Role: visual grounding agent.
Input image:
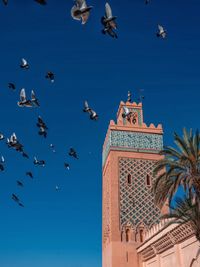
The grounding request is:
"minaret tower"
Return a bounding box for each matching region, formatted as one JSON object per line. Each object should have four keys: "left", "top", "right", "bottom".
{"left": 102, "top": 92, "right": 165, "bottom": 267}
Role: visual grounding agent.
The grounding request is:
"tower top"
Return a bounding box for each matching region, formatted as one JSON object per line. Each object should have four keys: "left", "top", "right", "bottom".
{"left": 103, "top": 98, "right": 163, "bottom": 167}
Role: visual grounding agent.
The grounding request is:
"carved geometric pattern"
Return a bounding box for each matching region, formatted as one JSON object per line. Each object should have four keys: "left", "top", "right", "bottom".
{"left": 102, "top": 131, "right": 163, "bottom": 166}
{"left": 123, "top": 108, "right": 142, "bottom": 126}
{"left": 119, "top": 158, "right": 161, "bottom": 228}
{"left": 102, "top": 165, "right": 111, "bottom": 245}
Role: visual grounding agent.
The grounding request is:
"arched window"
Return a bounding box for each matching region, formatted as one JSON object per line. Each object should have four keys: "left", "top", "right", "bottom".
{"left": 139, "top": 229, "right": 144, "bottom": 242}
{"left": 126, "top": 229, "right": 131, "bottom": 242}
{"left": 146, "top": 174, "right": 151, "bottom": 186}
{"left": 127, "top": 174, "right": 132, "bottom": 185}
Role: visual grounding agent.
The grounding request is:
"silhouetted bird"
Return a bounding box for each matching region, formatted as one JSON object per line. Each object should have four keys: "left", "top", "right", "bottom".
{"left": 0, "top": 156, "right": 5, "bottom": 171}
{"left": 101, "top": 3, "right": 117, "bottom": 38}
{"left": 45, "top": 71, "right": 54, "bottom": 83}
{"left": 8, "top": 83, "right": 16, "bottom": 91}
{"left": 35, "top": 0, "right": 47, "bottom": 5}
{"left": 2, "top": 0, "right": 8, "bottom": 6}
{"left": 71, "top": 0, "right": 92, "bottom": 24}
{"left": 69, "top": 148, "right": 78, "bottom": 159}
{"left": 34, "top": 157, "right": 45, "bottom": 166}
{"left": 26, "top": 172, "right": 33, "bottom": 178}
{"left": 157, "top": 24, "right": 167, "bottom": 38}
{"left": 12, "top": 194, "right": 24, "bottom": 207}
{"left": 38, "top": 126, "right": 47, "bottom": 138}
{"left": 64, "top": 163, "right": 70, "bottom": 170}
{"left": 37, "top": 116, "right": 48, "bottom": 129}
{"left": 17, "top": 180, "right": 24, "bottom": 187}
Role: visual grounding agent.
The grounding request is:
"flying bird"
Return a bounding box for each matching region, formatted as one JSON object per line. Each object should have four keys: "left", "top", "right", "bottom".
{"left": 0, "top": 156, "right": 5, "bottom": 171}
{"left": 2, "top": 0, "right": 8, "bottom": 6}
{"left": 12, "top": 194, "right": 20, "bottom": 203}
{"left": 26, "top": 171, "right": 33, "bottom": 178}
{"left": 38, "top": 126, "right": 47, "bottom": 138}
{"left": 122, "top": 106, "right": 131, "bottom": 119}
{"left": 34, "top": 157, "right": 45, "bottom": 166}
{"left": 83, "top": 101, "right": 98, "bottom": 120}
{"left": 89, "top": 109, "right": 98, "bottom": 120}
{"left": 83, "top": 101, "right": 91, "bottom": 113}
{"left": 17, "top": 89, "right": 39, "bottom": 108}
{"left": 0, "top": 133, "right": 4, "bottom": 140}
{"left": 64, "top": 163, "right": 70, "bottom": 170}
{"left": 37, "top": 116, "right": 48, "bottom": 137}
{"left": 157, "top": 24, "right": 167, "bottom": 38}
{"left": 17, "top": 89, "right": 32, "bottom": 108}
{"left": 12, "top": 194, "right": 24, "bottom": 207}
{"left": 101, "top": 3, "right": 117, "bottom": 38}
{"left": 71, "top": 0, "right": 92, "bottom": 24}
{"left": 20, "top": 58, "right": 29, "bottom": 69}
{"left": 8, "top": 83, "right": 16, "bottom": 91}
{"left": 45, "top": 71, "right": 54, "bottom": 83}
{"left": 35, "top": 0, "right": 47, "bottom": 5}
{"left": 37, "top": 116, "right": 48, "bottom": 129}
{"left": 17, "top": 180, "right": 24, "bottom": 187}
{"left": 31, "top": 90, "right": 40, "bottom": 107}
{"left": 69, "top": 148, "right": 78, "bottom": 159}
{"left": 7, "top": 133, "right": 23, "bottom": 152}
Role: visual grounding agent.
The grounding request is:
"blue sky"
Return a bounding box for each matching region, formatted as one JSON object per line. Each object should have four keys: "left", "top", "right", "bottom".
{"left": 0, "top": 0, "right": 200, "bottom": 266}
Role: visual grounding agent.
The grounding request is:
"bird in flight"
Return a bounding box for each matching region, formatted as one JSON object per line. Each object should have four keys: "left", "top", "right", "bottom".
{"left": 157, "top": 24, "right": 167, "bottom": 39}
{"left": 83, "top": 101, "right": 98, "bottom": 120}
{"left": 8, "top": 83, "right": 16, "bottom": 91}
{"left": 69, "top": 148, "right": 78, "bottom": 159}
{"left": 0, "top": 133, "right": 4, "bottom": 140}
{"left": 20, "top": 58, "right": 29, "bottom": 69}
{"left": 26, "top": 172, "right": 33, "bottom": 179}
{"left": 37, "top": 116, "right": 48, "bottom": 138}
{"left": 12, "top": 194, "right": 24, "bottom": 207}
{"left": 34, "top": 157, "right": 45, "bottom": 167}
{"left": 7, "top": 133, "right": 23, "bottom": 152}
{"left": 17, "top": 180, "right": 24, "bottom": 187}
{"left": 64, "top": 163, "right": 70, "bottom": 170}
{"left": 71, "top": 0, "right": 92, "bottom": 24}
{"left": 35, "top": 0, "right": 47, "bottom": 5}
{"left": 45, "top": 71, "right": 55, "bottom": 83}
{"left": 0, "top": 156, "right": 5, "bottom": 171}
{"left": 101, "top": 3, "right": 117, "bottom": 38}
{"left": 17, "top": 89, "right": 40, "bottom": 108}
{"left": 2, "top": 0, "right": 8, "bottom": 6}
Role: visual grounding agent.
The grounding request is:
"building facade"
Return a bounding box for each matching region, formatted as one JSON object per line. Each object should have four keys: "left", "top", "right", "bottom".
{"left": 102, "top": 97, "right": 199, "bottom": 267}
{"left": 102, "top": 98, "right": 167, "bottom": 267}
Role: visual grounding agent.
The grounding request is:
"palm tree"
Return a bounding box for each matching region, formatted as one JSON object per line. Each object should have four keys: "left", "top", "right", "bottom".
{"left": 152, "top": 128, "right": 200, "bottom": 208}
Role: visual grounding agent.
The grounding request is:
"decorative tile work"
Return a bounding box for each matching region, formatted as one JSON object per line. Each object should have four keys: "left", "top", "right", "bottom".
{"left": 119, "top": 158, "right": 161, "bottom": 228}
{"left": 102, "top": 131, "right": 163, "bottom": 166}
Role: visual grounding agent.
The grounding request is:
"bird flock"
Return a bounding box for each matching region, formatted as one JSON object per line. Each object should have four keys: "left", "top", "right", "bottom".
{"left": 1, "top": 0, "right": 166, "bottom": 208}
{"left": 2, "top": 0, "right": 167, "bottom": 39}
